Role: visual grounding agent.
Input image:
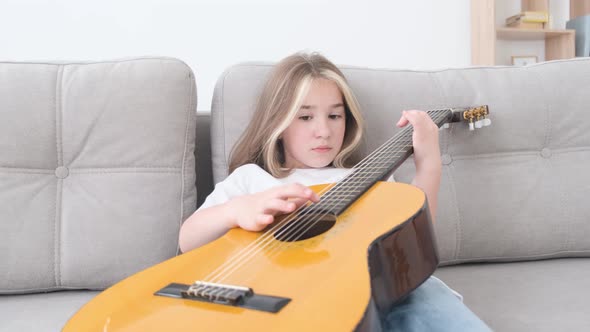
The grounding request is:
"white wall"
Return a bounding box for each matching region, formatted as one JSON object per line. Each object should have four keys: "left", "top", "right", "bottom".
{"left": 1, "top": 0, "right": 470, "bottom": 110}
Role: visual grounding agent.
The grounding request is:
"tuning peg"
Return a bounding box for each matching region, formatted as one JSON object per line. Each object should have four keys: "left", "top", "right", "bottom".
{"left": 469, "top": 122, "right": 475, "bottom": 131}
{"left": 475, "top": 120, "right": 483, "bottom": 129}
{"left": 483, "top": 118, "right": 492, "bottom": 126}
{"left": 442, "top": 123, "right": 450, "bottom": 129}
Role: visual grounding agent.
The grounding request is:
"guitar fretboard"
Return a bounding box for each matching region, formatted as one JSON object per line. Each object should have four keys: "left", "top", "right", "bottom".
{"left": 308, "top": 108, "right": 453, "bottom": 216}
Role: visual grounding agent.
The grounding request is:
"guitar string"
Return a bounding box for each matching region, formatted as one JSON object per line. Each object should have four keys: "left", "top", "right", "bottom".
{"left": 203, "top": 135, "right": 416, "bottom": 299}
{"left": 200, "top": 125, "right": 420, "bottom": 294}
{"left": 198, "top": 141, "right": 401, "bottom": 291}
{"left": 200, "top": 110, "right": 450, "bottom": 295}
{"left": 202, "top": 111, "right": 451, "bottom": 302}
{"left": 216, "top": 142, "right": 417, "bottom": 296}
{"left": 196, "top": 112, "right": 430, "bottom": 287}
{"left": 205, "top": 111, "right": 453, "bottom": 301}
{"left": 200, "top": 110, "right": 450, "bottom": 292}
{"left": 200, "top": 110, "right": 449, "bottom": 304}
{"left": 200, "top": 110, "right": 451, "bottom": 299}
{"left": 205, "top": 110, "right": 449, "bottom": 292}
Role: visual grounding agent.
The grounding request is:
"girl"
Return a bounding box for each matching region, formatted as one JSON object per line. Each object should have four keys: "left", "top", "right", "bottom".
{"left": 179, "top": 52, "right": 491, "bottom": 331}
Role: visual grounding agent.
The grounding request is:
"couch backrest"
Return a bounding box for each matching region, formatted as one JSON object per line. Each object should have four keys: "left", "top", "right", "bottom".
{"left": 0, "top": 57, "right": 197, "bottom": 294}
{"left": 210, "top": 58, "right": 590, "bottom": 265}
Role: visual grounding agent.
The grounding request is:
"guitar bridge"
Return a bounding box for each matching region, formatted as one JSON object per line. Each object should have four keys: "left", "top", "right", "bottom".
{"left": 155, "top": 281, "right": 291, "bottom": 313}
{"left": 183, "top": 281, "right": 252, "bottom": 305}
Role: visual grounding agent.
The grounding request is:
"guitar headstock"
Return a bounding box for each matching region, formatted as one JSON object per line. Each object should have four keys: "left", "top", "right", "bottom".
{"left": 434, "top": 105, "right": 491, "bottom": 131}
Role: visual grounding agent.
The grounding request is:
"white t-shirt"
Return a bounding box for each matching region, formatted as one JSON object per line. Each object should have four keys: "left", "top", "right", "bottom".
{"left": 198, "top": 163, "right": 462, "bottom": 301}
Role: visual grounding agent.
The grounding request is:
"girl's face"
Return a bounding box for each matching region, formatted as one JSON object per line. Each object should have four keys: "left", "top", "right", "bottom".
{"left": 282, "top": 78, "right": 346, "bottom": 169}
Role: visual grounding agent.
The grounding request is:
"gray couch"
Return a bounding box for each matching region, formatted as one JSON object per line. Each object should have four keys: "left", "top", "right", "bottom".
{"left": 1, "top": 57, "right": 589, "bottom": 331}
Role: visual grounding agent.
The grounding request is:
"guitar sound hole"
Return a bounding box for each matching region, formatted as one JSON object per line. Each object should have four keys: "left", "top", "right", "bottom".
{"left": 274, "top": 212, "right": 336, "bottom": 242}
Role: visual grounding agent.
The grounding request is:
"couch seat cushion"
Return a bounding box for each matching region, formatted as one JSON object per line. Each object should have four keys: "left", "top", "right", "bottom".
{"left": 435, "top": 258, "right": 590, "bottom": 331}
{"left": 0, "top": 291, "right": 99, "bottom": 331}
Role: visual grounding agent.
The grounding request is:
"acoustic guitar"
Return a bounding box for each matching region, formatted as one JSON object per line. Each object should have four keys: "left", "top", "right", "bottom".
{"left": 63, "top": 106, "right": 490, "bottom": 331}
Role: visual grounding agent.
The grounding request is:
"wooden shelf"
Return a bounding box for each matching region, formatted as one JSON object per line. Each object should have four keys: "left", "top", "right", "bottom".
{"left": 471, "top": 0, "right": 579, "bottom": 65}
{"left": 496, "top": 27, "right": 575, "bottom": 40}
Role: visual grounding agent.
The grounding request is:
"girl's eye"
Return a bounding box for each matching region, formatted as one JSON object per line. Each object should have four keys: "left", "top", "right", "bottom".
{"left": 299, "top": 115, "right": 312, "bottom": 121}
{"left": 329, "top": 114, "right": 343, "bottom": 119}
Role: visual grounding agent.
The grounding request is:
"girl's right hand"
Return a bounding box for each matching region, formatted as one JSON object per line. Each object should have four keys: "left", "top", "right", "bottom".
{"left": 226, "top": 183, "right": 320, "bottom": 231}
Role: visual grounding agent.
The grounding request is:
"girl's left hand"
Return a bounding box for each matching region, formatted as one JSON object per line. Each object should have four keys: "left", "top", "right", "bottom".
{"left": 396, "top": 110, "right": 441, "bottom": 171}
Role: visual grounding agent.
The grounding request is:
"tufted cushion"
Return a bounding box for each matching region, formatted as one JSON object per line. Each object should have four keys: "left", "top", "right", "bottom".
{"left": 210, "top": 58, "right": 590, "bottom": 265}
{"left": 0, "top": 57, "right": 197, "bottom": 293}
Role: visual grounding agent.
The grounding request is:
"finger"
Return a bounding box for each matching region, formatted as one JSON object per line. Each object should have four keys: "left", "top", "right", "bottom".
{"left": 398, "top": 109, "right": 425, "bottom": 127}
{"left": 289, "top": 197, "right": 312, "bottom": 208}
{"left": 402, "top": 110, "right": 435, "bottom": 131}
{"left": 396, "top": 113, "right": 409, "bottom": 127}
{"left": 262, "top": 198, "right": 296, "bottom": 215}
{"left": 256, "top": 214, "right": 274, "bottom": 226}
{"left": 400, "top": 110, "right": 420, "bottom": 125}
{"left": 307, "top": 189, "right": 320, "bottom": 203}
{"left": 272, "top": 183, "right": 319, "bottom": 202}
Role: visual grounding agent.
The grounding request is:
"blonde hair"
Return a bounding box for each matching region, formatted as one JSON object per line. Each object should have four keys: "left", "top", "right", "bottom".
{"left": 229, "top": 52, "right": 365, "bottom": 177}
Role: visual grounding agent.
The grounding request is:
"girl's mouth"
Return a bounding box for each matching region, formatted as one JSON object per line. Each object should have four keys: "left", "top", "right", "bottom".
{"left": 313, "top": 147, "right": 332, "bottom": 153}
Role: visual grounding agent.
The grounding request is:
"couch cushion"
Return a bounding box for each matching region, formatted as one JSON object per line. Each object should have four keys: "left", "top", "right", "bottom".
{"left": 0, "top": 291, "right": 99, "bottom": 331}
{"left": 435, "top": 258, "right": 590, "bottom": 331}
{"left": 210, "top": 58, "right": 590, "bottom": 265}
{"left": 0, "top": 57, "right": 197, "bottom": 293}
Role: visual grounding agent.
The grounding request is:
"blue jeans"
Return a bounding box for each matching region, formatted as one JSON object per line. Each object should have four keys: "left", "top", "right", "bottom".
{"left": 383, "top": 277, "right": 492, "bottom": 332}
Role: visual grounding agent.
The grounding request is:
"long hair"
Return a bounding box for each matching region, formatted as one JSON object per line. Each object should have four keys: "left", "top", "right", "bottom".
{"left": 228, "top": 52, "right": 365, "bottom": 178}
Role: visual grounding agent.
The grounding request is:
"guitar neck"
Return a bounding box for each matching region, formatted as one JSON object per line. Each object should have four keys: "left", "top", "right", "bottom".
{"left": 315, "top": 108, "right": 455, "bottom": 216}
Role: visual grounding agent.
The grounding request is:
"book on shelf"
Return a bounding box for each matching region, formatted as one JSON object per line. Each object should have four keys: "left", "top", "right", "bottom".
{"left": 506, "top": 11, "right": 549, "bottom": 25}
{"left": 506, "top": 20, "right": 544, "bottom": 29}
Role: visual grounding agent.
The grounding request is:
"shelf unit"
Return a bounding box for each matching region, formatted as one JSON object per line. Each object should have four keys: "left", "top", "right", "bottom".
{"left": 471, "top": 0, "right": 578, "bottom": 65}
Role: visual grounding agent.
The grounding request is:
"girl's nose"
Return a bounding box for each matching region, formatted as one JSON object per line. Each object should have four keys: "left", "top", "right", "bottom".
{"left": 314, "top": 118, "right": 331, "bottom": 138}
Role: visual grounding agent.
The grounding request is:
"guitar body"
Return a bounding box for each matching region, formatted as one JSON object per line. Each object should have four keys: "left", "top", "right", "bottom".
{"left": 63, "top": 181, "right": 439, "bottom": 332}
